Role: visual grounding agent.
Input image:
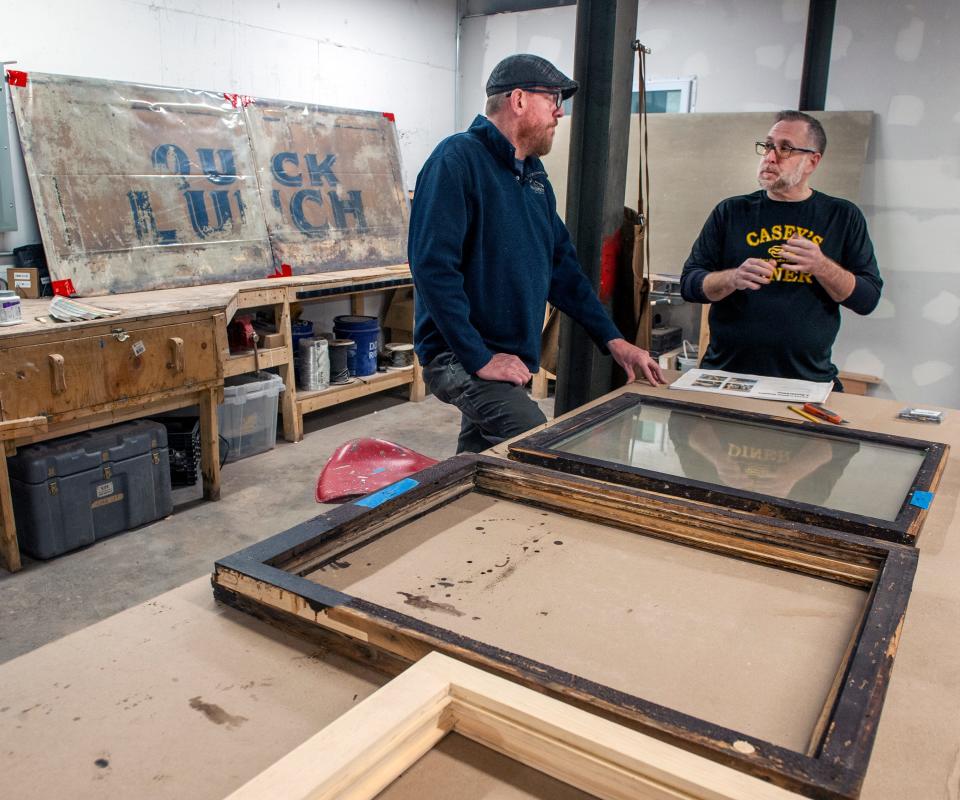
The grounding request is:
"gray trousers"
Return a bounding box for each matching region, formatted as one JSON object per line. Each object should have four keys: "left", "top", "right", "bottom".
{"left": 422, "top": 352, "right": 547, "bottom": 453}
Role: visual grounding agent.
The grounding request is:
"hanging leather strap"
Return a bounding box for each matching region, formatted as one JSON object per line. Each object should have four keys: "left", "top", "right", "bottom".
{"left": 636, "top": 43, "right": 650, "bottom": 285}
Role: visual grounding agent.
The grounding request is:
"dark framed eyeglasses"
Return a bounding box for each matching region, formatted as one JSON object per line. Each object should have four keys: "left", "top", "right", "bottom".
{"left": 755, "top": 141, "right": 818, "bottom": 159}
{"left": 508, "top": 87, "right": 563, "bottom": 109}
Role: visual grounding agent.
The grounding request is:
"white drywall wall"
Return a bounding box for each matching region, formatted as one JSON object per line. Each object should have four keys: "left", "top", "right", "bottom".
{"left": 457, "top": 1, "right": 808, "bottom": 128}
{"left": 828, "top": 0, "right": 960, "bottom": 405}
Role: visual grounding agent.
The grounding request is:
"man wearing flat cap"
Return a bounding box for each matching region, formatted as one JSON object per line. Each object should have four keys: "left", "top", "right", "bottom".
{"left": 409, "top": 53, "right": 664, "bottom": 453}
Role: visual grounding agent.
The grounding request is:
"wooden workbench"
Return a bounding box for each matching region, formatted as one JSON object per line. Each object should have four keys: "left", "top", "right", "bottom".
{"left": 0, "top": 265, "right": 423, "bottom": 572}
{"left": 0, "top": 382, "right": 956, "bottom": 799}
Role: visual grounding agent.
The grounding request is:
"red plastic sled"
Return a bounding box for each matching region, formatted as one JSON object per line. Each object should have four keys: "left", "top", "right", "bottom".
{"left": 315, "top": 438, "right": 438, "bottom": 503}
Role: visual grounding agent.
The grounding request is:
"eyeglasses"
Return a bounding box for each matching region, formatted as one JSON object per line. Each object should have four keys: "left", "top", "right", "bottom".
{"left": 508, "top": 88, "right": 563, "bottom": 109}
{"left": 755, "top": 141, "right": 818, "bottom": 159}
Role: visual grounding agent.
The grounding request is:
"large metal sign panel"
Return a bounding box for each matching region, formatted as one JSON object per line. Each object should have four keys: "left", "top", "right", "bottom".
{"left": 10, "top": 73, "right": 409, "bottom": 295}
{"left": 10, "top": 73, "right": 272, "bottom": 294}
{"left": 245, "top": 99, "right": 409, "bottom": 272}
{"left": 0, "top": 78, "right": 17, "bottom": 232}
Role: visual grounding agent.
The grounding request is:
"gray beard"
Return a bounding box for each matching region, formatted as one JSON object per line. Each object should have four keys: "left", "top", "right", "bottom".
{"left": 758, "top": 164, "right": 804, "bottom": 194}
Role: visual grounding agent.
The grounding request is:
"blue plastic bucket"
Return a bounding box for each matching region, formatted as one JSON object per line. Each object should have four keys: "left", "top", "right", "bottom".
{"left": 333, "top": 315, "right": 380, "bottom": 376}
{"left": 291, "top": 319, "right": 314, "bottom": 351}
{"left": 290, "top": 320, "right": 315, "bottom": 385}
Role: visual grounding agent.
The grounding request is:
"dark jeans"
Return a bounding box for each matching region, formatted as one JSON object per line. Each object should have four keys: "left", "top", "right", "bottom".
{"left": 423, "top": 352, "right": 547, "bottom": 453}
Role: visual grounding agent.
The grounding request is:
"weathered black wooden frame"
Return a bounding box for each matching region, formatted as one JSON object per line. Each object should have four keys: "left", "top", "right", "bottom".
{"left": 213, "top": 454, "right": 917, "bottom": 799}
{"left": 508, "top": 392, "right": 948, "bottom": 545}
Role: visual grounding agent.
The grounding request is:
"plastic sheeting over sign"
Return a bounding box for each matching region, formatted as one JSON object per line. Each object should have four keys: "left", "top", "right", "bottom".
{"left": 10, "top": 73, "right": 409, "bottom": 295}
{"left": 246, "top": 98, "right": 409, "bottom": 271}
{"left": 11, "top": 73, "right": 272, "bottom": 294}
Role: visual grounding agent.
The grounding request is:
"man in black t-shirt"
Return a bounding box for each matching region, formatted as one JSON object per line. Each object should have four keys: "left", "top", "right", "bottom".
{"left": 680, "top": 111, "right": 882, "bottom": 386}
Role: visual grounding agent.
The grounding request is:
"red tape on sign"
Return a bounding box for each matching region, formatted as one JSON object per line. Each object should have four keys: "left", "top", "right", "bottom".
{"left": 382, "top": 112, "right": 396, "bottom": 122}
{"left": 6, "top": 70, "right": 28, "bottom": 87}
{"left": 223, "top": 93, "right": 254, "bottom": 108}
{"left": 52, "top": 279, "right": 76, "bottom": 297}
{"left": 267, "top": 263, "right": 293, "bottom": 279}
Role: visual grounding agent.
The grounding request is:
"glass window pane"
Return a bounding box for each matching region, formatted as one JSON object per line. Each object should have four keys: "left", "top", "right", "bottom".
{"left": 631, "top": 89, "right": 682, "bottom": 114}
{"left": 553, "top": 405, "right": 925, "bottom": 521}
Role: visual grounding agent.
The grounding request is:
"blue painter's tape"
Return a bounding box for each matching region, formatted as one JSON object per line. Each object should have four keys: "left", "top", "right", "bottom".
{"left": 355, "top": 478, "right": 420, "bottom": 508}
{"left": 910, "top": 490, "right": 934, "bottom": 509}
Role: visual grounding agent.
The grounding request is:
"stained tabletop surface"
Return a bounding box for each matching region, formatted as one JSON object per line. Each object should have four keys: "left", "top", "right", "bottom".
{"left": 311, "top": 490, "right": 866, "bottom": 752}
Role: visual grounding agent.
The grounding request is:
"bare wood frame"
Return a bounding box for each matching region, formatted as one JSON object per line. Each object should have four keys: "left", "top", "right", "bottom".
{"left": 213, "top": 454, "right": 917, "bottom": 799}
{"left": 225, "top": 650, "right": 802, "bottom": 800}
{"left": 508, "top": 393, "right": 948, "bottom": 545}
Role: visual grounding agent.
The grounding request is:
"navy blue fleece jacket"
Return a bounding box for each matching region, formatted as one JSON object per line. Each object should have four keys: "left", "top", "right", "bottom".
{"left": 409, "top": 115, "right": 621, "bottom": 374}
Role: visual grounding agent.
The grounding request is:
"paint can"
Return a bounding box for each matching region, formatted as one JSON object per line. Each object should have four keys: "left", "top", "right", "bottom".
{"left": 297, "top": 337, "right": 330, "bottom": 391}
{"left": 328, "top": 339, "right": 356, "bottom": 384}
{"left": 290, "top": 319, "right": 314, "bottom": 352}
{"left": 333, "top": 315, "right": 380, "bottom": 377}
{"left": 291, "top": 321, "right": 315, "bottom": 387}
{"left": 0, "top": 290, "right": 22, "bottom": 326}
{"left": 677, "top": 340, "right": 699, "bottom": 373}
{"left": 384, "top": 342, "right": 414, "bottom": 370}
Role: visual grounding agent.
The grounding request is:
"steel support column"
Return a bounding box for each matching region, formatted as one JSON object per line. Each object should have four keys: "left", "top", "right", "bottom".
{"left": 798, "top": 0, "right": 836, "bottom": 111}
{"left": 554, "top": 0, "right": 638, "bottom": 416}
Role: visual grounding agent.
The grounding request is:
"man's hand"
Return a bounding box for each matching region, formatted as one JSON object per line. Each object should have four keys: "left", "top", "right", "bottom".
{"left": 780, "top": 235, "right": 855, "bottom": 302}
{"left": 702, "top": 258, "right": 774, "bottom": 300}
{"left": 476, "top": 353, "right": 531, "bottom": 386}
{"left": 779, "top": 236, "right": 827, "bottom": 276}
{"left": 731, "top": 258, "right": 775, "bottom": 290}
{"left": 607, "top": 339, "right": 666, "bottom": 385}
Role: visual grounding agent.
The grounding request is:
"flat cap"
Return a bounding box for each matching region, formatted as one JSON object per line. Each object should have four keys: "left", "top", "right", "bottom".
{"left": 485, "top": 54, "right": 578, "bottom": 99}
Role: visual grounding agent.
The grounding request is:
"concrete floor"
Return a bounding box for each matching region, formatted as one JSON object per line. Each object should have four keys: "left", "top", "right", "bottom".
{"left": 0, "top": 390, "right": 553, "bottom": 665}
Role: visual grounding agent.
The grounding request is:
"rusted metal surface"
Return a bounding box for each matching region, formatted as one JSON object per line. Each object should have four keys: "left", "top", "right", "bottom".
{"left": 11, "top": 73, "right": 271, "bottom": 295}
{"left": 245, "top": 98, "right": 409, "bottom": 272}
{"left": 10, "top": 73, "right": 409, "bottom": 296}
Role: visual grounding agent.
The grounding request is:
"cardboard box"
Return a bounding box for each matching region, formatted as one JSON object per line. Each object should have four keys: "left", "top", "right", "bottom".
{"left": 7, "top": 267, "right": 40, "bottom": 299}
{"left": 383, "top": 286, "right": 414, "bottom": 344}
{"left": 383, "top": 287, "right": 413, "bottom": 333}
{"left": 657, "top": 346, "right": 683, "bottom": 371}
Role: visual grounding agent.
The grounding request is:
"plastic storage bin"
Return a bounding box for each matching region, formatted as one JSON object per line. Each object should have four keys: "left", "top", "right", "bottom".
{"left": 7, "top": 420, "right": 172, "bottom": 559}
{"left": 219, "top": 372, "right": 285, "bottom": 463}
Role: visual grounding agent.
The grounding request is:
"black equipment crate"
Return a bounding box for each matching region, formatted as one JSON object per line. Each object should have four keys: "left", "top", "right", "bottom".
{"left": 7, "top": 420, "right": 173, "bottom": 559}
{"left": 152, "top": 417, "right": 201, "bottom": 487}
{"left": 650, "top": 325, "right": 682, "bottom": 357}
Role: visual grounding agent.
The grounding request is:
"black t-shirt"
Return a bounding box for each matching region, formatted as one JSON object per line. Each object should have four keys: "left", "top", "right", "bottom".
{"left": 680, "top": 190, "right": 882, "bottom": 383}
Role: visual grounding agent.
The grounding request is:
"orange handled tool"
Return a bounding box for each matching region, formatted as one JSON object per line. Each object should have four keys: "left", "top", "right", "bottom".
{"left": 802, "top": 402, "right": 847, "bottom": 424}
